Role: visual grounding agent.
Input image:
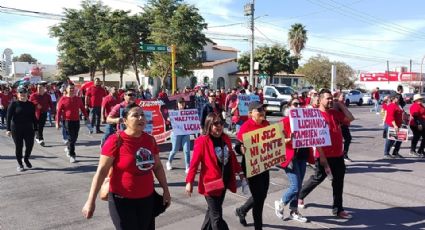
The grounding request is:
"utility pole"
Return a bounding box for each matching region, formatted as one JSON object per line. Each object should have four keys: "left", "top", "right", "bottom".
{"left": 386, "top": 60, "right": 390, "bottom": 85}
{"left": 244, "top": 0, "right": 255, "bottom": 87}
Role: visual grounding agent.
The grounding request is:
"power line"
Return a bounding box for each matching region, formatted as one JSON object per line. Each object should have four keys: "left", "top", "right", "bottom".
{"left": 306, "top": 0, "right": 425, "bottom": 40}
{"left": 207, "top": 22, "right": 245, "bottom": 28}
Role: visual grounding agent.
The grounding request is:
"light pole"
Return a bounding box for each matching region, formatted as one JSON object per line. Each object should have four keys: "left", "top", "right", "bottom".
{"left": 244, "top": 0, "right": 255, "bottom": 87}
{"left": 421, "top": 55, "right": 425, "bottom": 93}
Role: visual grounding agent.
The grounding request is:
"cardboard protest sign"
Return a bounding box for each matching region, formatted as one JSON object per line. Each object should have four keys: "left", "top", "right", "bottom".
{"left": 238, "top": 95, "right": 260, "bottom": 116}
{"left": 289, "top": 108, "right": 331, "bottom": 149}
{"left": 143, "top": 111, "right": 153, "bottom": 134}
{"left": 243, "top": 123, "right": 286, "bottom": 178}
{"left": 140, "top": 102, "right": 169, "bottom": 143}
{"left": 387, "top": 127, "right": 409, "bottom": 142}
{"left": 168, "top": 109, "right": 201, "bottom": 135}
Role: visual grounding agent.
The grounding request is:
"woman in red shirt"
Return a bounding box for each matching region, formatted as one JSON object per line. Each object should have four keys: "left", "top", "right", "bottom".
{"left": 274, "top": 98, "right": 314, "bottom": 223}
{"left": 56, "top": 83, "right": 89, "bottom": 163}
{"left": 186, "top": 113, "right": 243, "bottom": 230}
{"left": 409, "top": 94, "right": 425, "bottom": 157}
{"left": 82, "top": 104, "right": 171, "bottom": 229}
{"left": 234, "top": 101, "right": 270, "bottom": 230}
{"left": 384, "top": 93, "right": 404, "bottom": 158}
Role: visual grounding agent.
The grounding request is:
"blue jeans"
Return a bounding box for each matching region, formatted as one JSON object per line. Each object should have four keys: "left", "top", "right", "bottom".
{"left": 282, "top": 158, "right": 307, "bottom": 210}
{"left": 235, "top": 120, "right": 245, "bottom": 133}
{"left": 373, "top": 99, "right": 380, "bottom": 112}
{"left": 168, "top": 134, "right": 191, "bottom": 169}
{"left": 384, "top": 124, "right": 402, "bottom": 155}
{"left": 47, "top": 101, "right": 57, "bottom": 124}
{"left": 101, "top": 124, "right": 116, "bottom": 146}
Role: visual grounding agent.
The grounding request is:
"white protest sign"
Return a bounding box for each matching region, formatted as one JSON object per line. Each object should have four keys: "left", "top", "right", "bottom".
{"left": 168, "top": 109, "right": 201, "bottom": 135}
{"left": 288, "top": 108, "right": 331, "bottom": 148}
{"left": 238, "top": 94, "right": 260, "bottom": 115}
{"left": 387, "top": 127, "right": 409, "bottom": 142}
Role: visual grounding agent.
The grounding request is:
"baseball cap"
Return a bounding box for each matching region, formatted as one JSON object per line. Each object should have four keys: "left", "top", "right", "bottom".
{"left": 17, "top": 87, "right": 28, "bottom": 94}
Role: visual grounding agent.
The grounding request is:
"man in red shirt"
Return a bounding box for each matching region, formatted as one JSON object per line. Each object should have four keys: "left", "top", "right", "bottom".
{"left": 85, "top": 78, "right": 107, "bottom": 133}
{"left": 298, "top": 89, "right": 354, "bottom": 219}
{"left": 383, "top": 93, "right": 404, "bottom": 158}
{"left": 29, "top": 82, "right": 54, "bottom": 146}
{"left": 372, "top": 87, "right": 380, "bottom": 113}
{"left": 106, "top": 88, "right": 137, "bottom": 132}
{"left": 225, "top": 88, "right": 238, "bottom": 132}
{"left": 0, "top": 86, "right": 13, "bottom": 127}
{"left": 100, "top": 86, "right": 120, "bottom": 146}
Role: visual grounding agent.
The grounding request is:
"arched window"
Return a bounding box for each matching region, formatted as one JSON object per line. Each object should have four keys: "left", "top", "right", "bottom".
{"left": 190, "top": 77, "right": 197, "bottom": 88}
{"left": 217, "top": 77, "right": 225, "bottom": 89}
{"left": 203, "top": 76, "right": 209, "bottom": 84}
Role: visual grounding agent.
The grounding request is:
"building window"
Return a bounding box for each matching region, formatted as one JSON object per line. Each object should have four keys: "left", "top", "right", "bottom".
{"left": 217, "top": 77, "right": 225, "bottom": 89}
{"left": 273, "top": 78, "right": 279, "bottom": 84}
{"left": 293, "top": 78, "right": 299, "bottom": 87}
{"left": 148, "top": 77, "right": 154, "bottom": 86}
{"left": 281, "top": 78, "right": 291, "bottom": 86}
{"left": 190, "top": 77, "right": 197, "bottom": 88}
{"left": 203, "top": 76, "right": 209, "bottom": 84}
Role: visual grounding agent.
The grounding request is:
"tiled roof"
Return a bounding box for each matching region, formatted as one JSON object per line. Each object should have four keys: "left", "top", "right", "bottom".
{"left": 201, "top": 58, "right": 237, "bottom": 68}
{"left": 229, "top": 70, "right": 305, "bottom": 77}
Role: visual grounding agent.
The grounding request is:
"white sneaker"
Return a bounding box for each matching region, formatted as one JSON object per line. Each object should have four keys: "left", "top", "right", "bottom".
{"left": 70, "top": 156, "right": 76, "bottom": 163}
{"left": 289, "top": 211, "right": 308, "bottom": 223}
{"left": 35, "top": 138, "right": 41, "bottom": 144}
{"left": 166, "top": 161, "right": 172, "bottom": 171}
{"left": 274, "top": 200, "right": 284, "bottom": 220}
{"left": 64, "top": 147, "right": 70, "bottom": 157}
{"left": 63, "top": 139, "right": 68, "bottom": 145}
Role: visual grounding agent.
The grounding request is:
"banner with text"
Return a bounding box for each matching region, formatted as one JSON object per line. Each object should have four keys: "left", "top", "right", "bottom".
{"left": 243, "top": 123, "right": 286, "bottom": 178}
{"left": 140, "top": 103, "right": 168, "bottom": 143}
{"left": 144, "top": 111, "right": 153, "bottom": 134}
{"left": 238, "top": 94, "right": 260, "bottom": 116}
{"left": 289, "top": 108, "right": 331, "bottom": 148}
{"left": 168, "top": 109, "right": 201, "bottom": 135}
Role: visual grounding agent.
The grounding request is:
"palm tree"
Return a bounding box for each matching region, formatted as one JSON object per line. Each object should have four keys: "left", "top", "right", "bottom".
{"left": 288, "top": 23, "right": 308, "bottom": 57}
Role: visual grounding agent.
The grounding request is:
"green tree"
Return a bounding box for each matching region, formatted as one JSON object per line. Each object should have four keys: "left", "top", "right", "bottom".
{"left": 288, "top": 23, "right": 308, "bottom": 57}
{"left": 50, "top": 0, "right": 110, "bottom": 80}
{"left": 296, "top": 55, "right": 354, "bottom": 89}
{"left": 238, "top": 45, "right": 298, "bottom": 83}
{"left": 143, "top": 0, "right": 208, "bottom": 88}
{"left": 12, "top": 53, "right": 37, "bottom": 63}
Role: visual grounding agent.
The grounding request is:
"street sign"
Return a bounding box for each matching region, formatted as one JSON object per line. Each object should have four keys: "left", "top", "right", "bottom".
{"left": 140, "top": 43, "right": 170, "bottom": 52}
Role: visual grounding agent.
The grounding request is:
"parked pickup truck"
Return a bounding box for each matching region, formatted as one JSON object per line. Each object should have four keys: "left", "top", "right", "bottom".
{"left": 263, "top": 85, "right": 295, "bottom": 116}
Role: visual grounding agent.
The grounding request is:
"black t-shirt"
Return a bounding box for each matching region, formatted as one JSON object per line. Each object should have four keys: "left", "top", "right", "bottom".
{"left": 6, "top": 100, "right": 36, "bottom": 131}
{"left": 210, "top": 135, "right": 231, "bottom": 187}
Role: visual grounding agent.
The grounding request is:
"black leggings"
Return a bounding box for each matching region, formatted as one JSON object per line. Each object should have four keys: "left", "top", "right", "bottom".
{"left": 64, "top": 120, "right": 80, "bottom": 157}
{"left": 108, "top": 193, "right": 155, "bottom": 230}
{"left": 239, "top": 171, "right": 270, "bottom": 230}
{"left": 410, "top": 125, "right": 425, "bottom": 153}
{"left": 11, "top": 124, "right": 35, "bottom": 165}
{"left": 201, "top": 191, "right": 229, "bottom": 230}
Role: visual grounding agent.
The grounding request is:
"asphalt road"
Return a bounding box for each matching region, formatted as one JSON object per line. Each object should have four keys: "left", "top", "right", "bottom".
{"left": 0, "top": 105, "right": 424, "bottom": 230}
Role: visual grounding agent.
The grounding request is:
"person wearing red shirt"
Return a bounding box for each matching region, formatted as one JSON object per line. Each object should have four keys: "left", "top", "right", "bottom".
{"left": 334, "top": 92, "right": 353, "bottom": 162}
{"left": 82, "top": 104, "right": 170, "bottom": 230}
{"left": 185, "top": 113, "right": 243, "bottom": 229}
{"left": 274, "top": 98, "right": 315, "bottom": 223}
{"left": 0, "top": 86, "right": 13, "bottom": 127}
{"left": 29, "top": 82, "right": 53, "bottom": 147}
{"left": 56, "top": 83, "right": 89, "bottom": 163}
{"left": 225, "top": 88, "right": 238, "bottom": 132}
{"left": 234, "top": 101, "right": 270, "bottom": 230}
{"left": 100, "top": 87, "right": 120, "bottom": 146}
{"left": 409, "top": 94, "right": 425, "bottom": 157}
{"left": 106, "top": 89, "right": 137, "bottom": 132}
{"left": 372, "top": 87, "right": 380, "bottom": 113}
{"left": 85, "top": 78, "right": 107, "bottom": 133}
{"left": 298, "top": 89, "right": 354, "bottom": 220}
{"left": 383, "top": 93, "right": 404, "bottom": 158}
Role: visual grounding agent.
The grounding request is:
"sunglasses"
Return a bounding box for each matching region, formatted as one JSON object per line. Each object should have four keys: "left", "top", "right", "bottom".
{"left": 126, "top": 93, "right": 135, "bottom": 97}
{"left": 292, "top": 102, "right": 300, "bottom": 106}
{"left": 213, "top": 120, "right": 225, "bottom": 126}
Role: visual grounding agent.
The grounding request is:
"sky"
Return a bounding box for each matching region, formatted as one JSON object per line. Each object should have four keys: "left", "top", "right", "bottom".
{"left": 1, "top": 0, "right": 425, "bottom": 73}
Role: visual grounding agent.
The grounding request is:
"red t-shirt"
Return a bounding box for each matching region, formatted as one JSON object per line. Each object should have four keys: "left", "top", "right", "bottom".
{"left": 29, "top": 93, "right": 53, "bottom": 119}
{"left": 56, "top": 96, "right": 88, "bottom": 122}
{"left": 385, "top": 103, "right": 403, "bottom": 127}
{"left": 102, "top": 95, "right": 120, "bottom": 118}
{"left": 0, "top": 93, "right": 13, "bottom": 107}
{"left": 381, "top": 103, "right": 388, "bottom": 112}
{"left": 318, "top": 109, "right": 345, "bottom": 158}
{"left": 237, "top": 118, "right": 270, "bottom": 141}
{"left": 102, "top": 132, "right": 159, "bottom": 198}
{"left": 86, "top": 86, "right": 107, "bottom": 107}
{"left": 409, "top": 103, "right": 425, "bottom": 126}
